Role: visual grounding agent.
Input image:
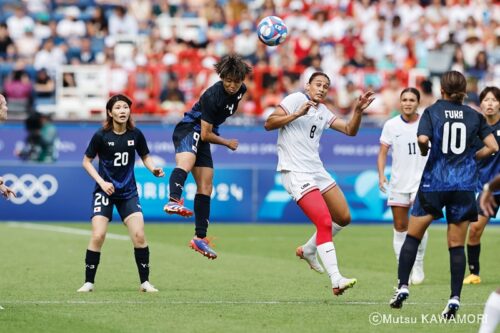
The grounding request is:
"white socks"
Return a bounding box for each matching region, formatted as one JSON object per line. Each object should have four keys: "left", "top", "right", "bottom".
{"left": 393, "top": 229, "right": 407, "bottom": 260}
{"left": 303, "top": 222, "right": 344, "bottom": 253}
{"left": 416, "top": 230, "right": 428, "bottom": 262}
{"left": 393, "top": 229, "right": 428, "bottom": 262}
{"left": 479, "top": 291, "right": 500, "bottom": 333}
{"left": 317, "top": 242, "right": 342, "bottom": 282}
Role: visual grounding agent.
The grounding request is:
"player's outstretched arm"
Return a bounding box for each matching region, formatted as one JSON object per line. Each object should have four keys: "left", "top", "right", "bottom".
{"left": 264, "top": 103, "right": 315, "bottom": 131}
{"left": 200, "top": 120, "right": 238, "bottom": 151}
{"left": 82, "top": 155, "right": 115, "bottom": 195}
{"left": 141, "top": 154, "right": 164, "bottom": 177}
{"left": 330, "top": 91, "right": 375, "bottom": 136}
{"left": 0, "top": 183, "right": 16, "bottom": 199}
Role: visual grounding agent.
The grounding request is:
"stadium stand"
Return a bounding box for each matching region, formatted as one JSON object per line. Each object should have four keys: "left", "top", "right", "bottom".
{"left": 0, "top": 0, "right": 498, "bottom": 120}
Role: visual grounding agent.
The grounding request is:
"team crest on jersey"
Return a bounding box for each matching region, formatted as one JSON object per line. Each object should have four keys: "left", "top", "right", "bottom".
{"left": 226, "top": 104, "right": 235, "bottom": 114}
{"left": 497, "top": 130, "right": 500, "bottom": 136}
{"left": 128, "top": 140, "right": 135, "bottom": 146}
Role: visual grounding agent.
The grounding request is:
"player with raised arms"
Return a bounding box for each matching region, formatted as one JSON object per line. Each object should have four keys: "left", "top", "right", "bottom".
{"left": 265, "top": 72, "right": 375, "bottom": 296}
{"left": 162, "top": 54, "right": 252, "bottom": 259}
{"left": 378, "top": 87, "right": 429, "bottom": 285}
{"left": 463, "top": 86, "right": 500, "bottom": 285}
{"left": 77, "top": 94, "right": 164, "bottom": 293}
{"left": 389, "top": 71, "right": 498, "bottom": 319}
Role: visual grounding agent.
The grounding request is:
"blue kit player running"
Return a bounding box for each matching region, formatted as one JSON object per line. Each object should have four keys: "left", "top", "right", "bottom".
{"left": 163, "top": 54, "right": 252, "bottom": 259}
{"left": 464, "top": 86, "right": 500, "bottom": 285}
{"left": 78, "top": 94, "right": 165, "bottom": 293}
{"left": 388, "top": 71, "right": 498, "bottom": 319}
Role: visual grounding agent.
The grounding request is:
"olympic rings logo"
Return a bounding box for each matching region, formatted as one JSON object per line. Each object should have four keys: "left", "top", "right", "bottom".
{"left": 2, "top": 173, "right": 58, "bottom": 205}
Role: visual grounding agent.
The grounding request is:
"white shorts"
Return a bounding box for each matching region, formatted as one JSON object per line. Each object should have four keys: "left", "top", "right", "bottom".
{"left": 387, "top": 191, "right": 417, "bottom": 207}
{"left": 280, "top": 169, "right": 336, "bottom": 202}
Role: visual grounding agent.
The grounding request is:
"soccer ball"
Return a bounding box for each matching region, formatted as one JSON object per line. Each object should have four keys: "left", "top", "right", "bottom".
{"left": 257, "top": 16, "right": 288, "bottom": 46}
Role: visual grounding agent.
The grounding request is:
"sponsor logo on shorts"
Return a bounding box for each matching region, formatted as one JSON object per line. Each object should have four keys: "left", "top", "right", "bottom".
{"left": 301, "top": 183, "right": 310, "bottom": 189}
{"left": 94, "top": 207, "right": 101, "bottom": 213}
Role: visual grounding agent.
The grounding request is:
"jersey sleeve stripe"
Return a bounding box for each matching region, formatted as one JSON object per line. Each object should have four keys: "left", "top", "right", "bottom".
{"left": 280, "top": 103, "right": 291, "bottom": 115}
{"left": 380, "top": 140, "right": 391, "bottom": 147}
{"left": 328, "top": 115, "right": 337, "bottom": 126}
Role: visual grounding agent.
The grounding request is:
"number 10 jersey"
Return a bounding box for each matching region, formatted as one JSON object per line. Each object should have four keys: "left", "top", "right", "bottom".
{"left": 418, "top": 99, "right": 492, "bottom": 192}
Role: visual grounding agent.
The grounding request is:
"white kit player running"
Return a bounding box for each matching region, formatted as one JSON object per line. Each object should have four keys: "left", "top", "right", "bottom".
{"left": 265, "top": 72, "right": 375, "bottom": 296}
{"left": 378, "top": 88, "right": 429, "bottom": 285}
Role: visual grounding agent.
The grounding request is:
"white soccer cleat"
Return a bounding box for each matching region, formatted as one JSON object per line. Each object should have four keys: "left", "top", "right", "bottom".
{"left": 0, "top": 305, "right": 4, "bottom": 310}
{"left": 410, "top": 260, "right": 425, "bottom": 285}
{"left": 295, "top": 246, "right": 324, "bottom": 274}
{"left": 441, "top": 298, "right": 460, "bottom": 320}
{"left": 332, "top": 277, "right": 357, "bottom": 296}
{"left": 77, "top": 282, "right": 94, "bottom": 292}
{"left": 140, "top": 281, "right": 159, "bottom": 292}
{"left": 389, "top": 286, "right": 409, "bottom": 309}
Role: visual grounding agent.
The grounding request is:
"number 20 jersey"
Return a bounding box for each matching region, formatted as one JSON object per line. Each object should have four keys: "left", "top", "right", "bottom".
{"left": 85, "top": 128, "right": 149, "bottom": 199}
{"left": 418, "top": 100, "right": 492, "bottom": 192}
{"left": 276, "top": 92, "right": 336, "bottom": 172}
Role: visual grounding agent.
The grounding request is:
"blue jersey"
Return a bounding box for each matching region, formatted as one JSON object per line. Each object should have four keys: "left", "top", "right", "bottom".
{"left": 475, "top": 119, "right": 500, "bottom": 193}
{"left": 418, "top": 100, "right": 492, "bottom": 192}
{"left": 85, "top": 127, "right": 149, "bottom": 199}
{"left": 181, "top": 81, "right": 247, "bottom": 135}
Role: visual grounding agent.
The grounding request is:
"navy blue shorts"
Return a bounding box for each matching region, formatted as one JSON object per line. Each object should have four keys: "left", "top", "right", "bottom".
{"left": 172, "top": 122, "right": 213, "bottom": 168}
{"left": 411, "top": 190, "right": 478, "bottom": 223}
{"left": 477, "top": 192, "right": 500, "bottom": 217}
{"left": 91, "top": 191, "right": 142, "bottom": 221}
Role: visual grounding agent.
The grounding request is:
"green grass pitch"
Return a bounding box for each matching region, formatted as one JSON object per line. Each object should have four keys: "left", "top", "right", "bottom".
{"left": 0, "top": 222, "right": 498, "bottom": 333}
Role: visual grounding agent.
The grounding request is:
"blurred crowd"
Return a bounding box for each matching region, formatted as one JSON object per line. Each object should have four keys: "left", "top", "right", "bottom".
{"left": 0, "top": 0, "right": 498, "bottom": 124}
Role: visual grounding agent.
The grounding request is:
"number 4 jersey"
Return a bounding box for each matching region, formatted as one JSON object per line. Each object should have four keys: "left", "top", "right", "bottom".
{"left": 380, "top": 115, "right": 428, "bottom": 193}
{"left": 418, "top": 100, "right": 492, "bottom": 192}
{"left": 85, "top": 128, "right": 150, "bottom": 199}
{"left": 276, "top": 92, "right": 336, "bottom": 172}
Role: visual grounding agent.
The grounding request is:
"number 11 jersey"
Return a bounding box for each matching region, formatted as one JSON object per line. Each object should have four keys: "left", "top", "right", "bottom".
{"left": 380, "top": 115, "right": 428, "bottom": 193}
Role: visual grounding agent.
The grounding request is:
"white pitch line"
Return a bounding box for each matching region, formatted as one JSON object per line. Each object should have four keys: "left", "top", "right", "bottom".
{"left": 6, "top": 222, "right": 130, "bottom": 241}
{"left": 0, "top": 300, "right": 486, "bottom": 306}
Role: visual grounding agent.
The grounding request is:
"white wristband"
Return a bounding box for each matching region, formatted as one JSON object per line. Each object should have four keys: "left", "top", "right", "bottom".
{"left": 483, "top": 183, "right": 490, "bottom": 192}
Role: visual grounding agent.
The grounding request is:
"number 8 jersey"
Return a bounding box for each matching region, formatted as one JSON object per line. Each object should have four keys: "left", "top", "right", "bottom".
{"left": 85, "top": 128, "right": 150, "bottom": 199}
{"left": 418, "top": 99, "right": 492, "bottom": 192}
{"left": 276, "top": 92, "right": 336, "bottom": 172}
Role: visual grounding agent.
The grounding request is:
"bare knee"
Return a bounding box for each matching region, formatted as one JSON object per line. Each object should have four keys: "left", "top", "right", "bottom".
{"left": 336, "top": 212, "right": 351, "bottom": 226}
{"left": 468, "top": 223, "right": 482, "bottom": 244}
{"left": 132, "top": 231, "right": 146, "bottom": 247}
{"left": 198, "top": 183, "right": 213, "bottom": 196}
{"left": 90, "top": 232, "right": 106, "bottom": 248}
{"left": 394, "top": 220, "right": 408, "bottom": 232}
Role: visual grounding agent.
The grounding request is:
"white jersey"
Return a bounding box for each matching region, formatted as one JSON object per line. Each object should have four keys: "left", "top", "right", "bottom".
{"left": 277, "top": 92, "right": 336, "bottom": 172}
{"left": 380, "top": 114, "right": 428, "bottom": 193}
